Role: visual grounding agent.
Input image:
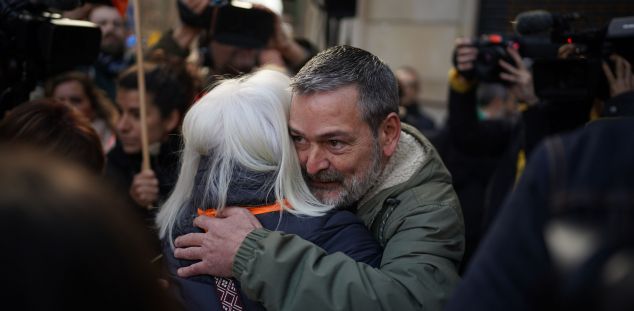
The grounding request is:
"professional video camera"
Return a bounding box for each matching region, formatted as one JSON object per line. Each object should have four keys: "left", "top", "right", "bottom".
{"left": 0, "top": 0, "right": 103, "bottom": 115}
{"left": 177, "top": 0, "right": 275, "bottom": 49}
{"left": 469, "top": 11, "right": 634, "bottom": 101}
{"left": 516, "top": 11, "right": 634, "bottom": 101}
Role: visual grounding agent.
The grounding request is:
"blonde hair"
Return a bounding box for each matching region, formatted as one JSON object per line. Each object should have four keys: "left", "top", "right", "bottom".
{"left": 157, "top": 69, "right": 332, "bottom": 242}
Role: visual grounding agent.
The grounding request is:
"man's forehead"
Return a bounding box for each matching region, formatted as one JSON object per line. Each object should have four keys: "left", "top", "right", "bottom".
{"left": 90, "top": 6, "right": 121, "bottom": 20}
{"left": 289, "top": 85, "right": 368, "bottom": 136}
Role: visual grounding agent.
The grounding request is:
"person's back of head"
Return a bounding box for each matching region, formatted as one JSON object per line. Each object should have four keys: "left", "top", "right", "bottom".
{"left": 0, "top": 99, "right": 104, "bottom": 174}
{"left": 476, "top": 83, "right": 517, "bottom": 121}
{"left": 157, "top": 69, "right": 331, "bottom": 241}
{"left": 395, "top": 66, "right": 421, "bottom": 107}
{"left": 291, "top": 45, "right": 399, "bottom": 135}
{"left": 0, "top": 149, "right": 181, "bottom": 310}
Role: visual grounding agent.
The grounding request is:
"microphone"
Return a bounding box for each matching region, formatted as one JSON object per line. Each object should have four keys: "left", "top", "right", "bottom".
{"left": 514, "top": 10, "right": 554, "bottom": 36}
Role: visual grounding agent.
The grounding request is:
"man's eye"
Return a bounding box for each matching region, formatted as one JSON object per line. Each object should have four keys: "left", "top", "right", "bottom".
{"left": 328, "top": 140, "right": 343, "bottom": 149}
{"left": 69, "top": 97, "right": 83, "bottom": 104}
{"left": 291, "top": 135, "right": 305, "bottom": 144}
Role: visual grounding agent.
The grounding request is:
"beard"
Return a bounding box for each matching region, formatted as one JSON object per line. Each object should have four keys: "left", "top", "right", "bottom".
{"left": 302, "top": 141, "right": 383, "bottom": 208}
{"left": 101, "top": 34, "right": 125, "bottom": 56}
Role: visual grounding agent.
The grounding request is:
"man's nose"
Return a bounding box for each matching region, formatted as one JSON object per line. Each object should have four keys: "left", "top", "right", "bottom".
{"left": 303, "top": 147, "right": 330, "bottom": 175}
{"left": 101, "top": 22, "right": 114, "bottom": 35}
{"left": 56, "top": 97, "right": 70, "bottom": 106}
{"left": 116, "top": 114, "right": 130, "bottom": 133}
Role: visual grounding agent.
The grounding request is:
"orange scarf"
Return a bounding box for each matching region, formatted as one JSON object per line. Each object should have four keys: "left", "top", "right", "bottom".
{"left": 197, "top": 201, "right": 284, "bottom": 217}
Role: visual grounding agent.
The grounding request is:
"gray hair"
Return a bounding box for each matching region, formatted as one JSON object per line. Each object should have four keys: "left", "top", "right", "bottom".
{"left": 290, "top": 45, "right": 399, "bottom": 135}
{"left": 477, "top": 83, "right": 509, "bottom": 108}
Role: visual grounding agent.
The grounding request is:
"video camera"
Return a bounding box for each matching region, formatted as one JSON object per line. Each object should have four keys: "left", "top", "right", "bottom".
{"left": 468, "top": 11, "right": 634, "bottom": 101}
{"left": 0, "top": 0, "right": 103, "bottom": 115}
{"left": 526, "top": 13, "right": 634, "bottom": 101}
{"left": 177, "top": 0, "right": 275, "bottom": 49}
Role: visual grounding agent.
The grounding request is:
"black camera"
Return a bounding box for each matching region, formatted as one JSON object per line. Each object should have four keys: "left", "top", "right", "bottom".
{"left": 0, "top": 0, "right": 101, "bottom": 114}
{"left": 471, "top": 34, "right": 518, "bottom": 83}
{"left": 178, "top": 0, "right": 275, "bottom": 49}
{"left": 516, "top": 11, "right": 634, "bottom": 101}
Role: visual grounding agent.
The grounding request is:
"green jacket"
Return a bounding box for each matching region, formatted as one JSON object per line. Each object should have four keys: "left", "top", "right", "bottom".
{"left": 233, "top": 123, "right": 465, "bottom": 310}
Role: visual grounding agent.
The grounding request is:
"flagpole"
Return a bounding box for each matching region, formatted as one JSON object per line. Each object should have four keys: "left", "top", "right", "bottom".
{"left": 131, "top": 0, "right": 150, "bottom": 171}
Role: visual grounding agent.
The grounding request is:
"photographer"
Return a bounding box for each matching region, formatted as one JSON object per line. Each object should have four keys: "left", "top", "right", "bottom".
{"left": 442, "top": 37, "right": 537, "bottom": 270}
{"left": 448, "top": 13, "right": 634, "bottom": 270}
{"left": 149, "top": 0, "right": 315, "bottom": 78}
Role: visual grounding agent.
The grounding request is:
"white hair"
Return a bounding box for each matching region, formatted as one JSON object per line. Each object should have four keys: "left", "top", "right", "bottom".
{"left": 157, "top": 69, "right": 332, "bottom": 242}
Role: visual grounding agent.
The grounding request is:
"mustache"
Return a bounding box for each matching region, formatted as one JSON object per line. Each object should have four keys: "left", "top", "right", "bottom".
{"left": 302, "top": 168, "right": 344, "bottom": 183}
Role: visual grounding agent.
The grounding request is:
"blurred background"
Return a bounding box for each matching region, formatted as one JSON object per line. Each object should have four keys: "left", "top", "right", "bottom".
{"left": 133, "top": 0, "right": 634, "bottom": 126}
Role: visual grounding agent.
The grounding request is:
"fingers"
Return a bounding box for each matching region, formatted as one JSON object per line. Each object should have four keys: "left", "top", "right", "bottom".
{"left": 506, "top": 47, "right": 524, "bottom": 69}
{"left": 177, "top": 262, "right": 208, "bottom": 278}
{"left": 215, "top": 207, "right": 263, "bottom": 228}
{"left": 558, "top": 44, "right": 576, "bottom": 59}
{"left": 130, "top": 170, "right": 159, "bottom": 205}
{"left": 499, "top": 59, "right": 520, "bottom": 76}
{"left": 454, "top": 37, "right": 477, "bottom": 71}
{"left": 183, "top": 0, "right": 209, "bottom": 14}
{"left": 455, "top": 37, "right": 472, "bottom": 47}
{"left": 500, "top": 72, "right": 519, "bottom": 83}
{"left": 456, "top": 47, "right": 478, "bottom": 71}
{"left": 603, "top": 61, "right": 616, "bottom": 85}
{"left": 173, "top": 246, "right": 203, "bottom": 260}
{"left": 614, "top": 55, "right": 625, "bottom": 80}
{"left": 215, "top": 206, "right": 250, "bottom": 218}
{"left": 193, "top": 215, "right": 215, "bottom": 231}
{"left": 174, "top": 232, "right": 205, "bottom": 248}
{"left": 623, "top": 57, "right": 632, "bottom": 85}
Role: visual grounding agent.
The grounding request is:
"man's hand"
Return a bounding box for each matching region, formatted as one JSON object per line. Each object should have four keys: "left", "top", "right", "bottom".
{"left": 130, "top": 170, "right": 159, "bottom": 208}
{"left": 454, "top": 37, "right": 478, "bottom": 73}
{"left": 499, "top": 47, "right": 539, "bottom": 105}
{"left": 181, "top": 0, "right": 210, "bottom": 15}
{"left": 174, "top": 207, "right": 263, "bottom": 277}
{"left": 602, "top": 54, "right": 634, "bottom": 98}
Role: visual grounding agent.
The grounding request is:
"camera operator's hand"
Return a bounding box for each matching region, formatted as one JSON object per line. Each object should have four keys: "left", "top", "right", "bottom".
{"left": 252, "top": 4, "right": 309, "bottom": 69}
{"left": 499, "top": 47, "right": 539, "bottom": 105}
{"left": 602, "top": 54, "right": 634, "bottom": 98}
{"left": 557, "top": 43, "right": 577, "bottom": 59}
{"left": 182, "top": 0, "right": 210, "bottom": 15}
{"left": 454, "top": 37, "right": 478, "bottom": 76}
{"left": 130, "top": 170, "right": 159, "bottom": 209}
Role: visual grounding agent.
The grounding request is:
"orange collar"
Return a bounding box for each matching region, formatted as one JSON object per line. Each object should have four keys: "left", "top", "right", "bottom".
{"left": 197, "top": 201, "right": 283, "bottom": 218}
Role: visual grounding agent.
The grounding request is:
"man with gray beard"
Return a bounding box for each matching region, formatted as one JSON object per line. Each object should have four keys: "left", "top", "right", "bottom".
{"left": 173, "top": 45, "right": 464, "bottom": 311}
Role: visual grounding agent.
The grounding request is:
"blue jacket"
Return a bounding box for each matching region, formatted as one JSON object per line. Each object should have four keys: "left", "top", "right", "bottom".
{"left": 446, "top": 118, "right": 634, "bottom": 310}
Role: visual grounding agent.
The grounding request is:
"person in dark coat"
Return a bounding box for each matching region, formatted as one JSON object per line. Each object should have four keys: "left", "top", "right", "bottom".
{"left": 105, "top": 63, "right": 195, "bottom": 250}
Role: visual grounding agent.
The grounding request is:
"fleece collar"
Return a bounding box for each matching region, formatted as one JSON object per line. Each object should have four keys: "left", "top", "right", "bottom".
{"left": 358, "top": 125, "right": 428, "bottom": 208}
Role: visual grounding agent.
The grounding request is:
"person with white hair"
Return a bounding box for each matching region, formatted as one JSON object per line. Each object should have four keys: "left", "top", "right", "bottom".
{"left": 157, "top": 69, "right": 381, "bottom": 311}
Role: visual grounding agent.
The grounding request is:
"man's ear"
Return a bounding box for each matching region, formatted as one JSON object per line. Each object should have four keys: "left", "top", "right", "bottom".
{"left": 162, "top": 110, "right": 181, "bottom": 134}
{"left": 379, "top": 112, "right": 401, "bottom": 158}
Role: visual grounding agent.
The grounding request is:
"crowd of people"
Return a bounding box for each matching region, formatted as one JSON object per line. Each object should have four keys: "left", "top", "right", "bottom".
{"left": 1, "top": 0, "right": 633, "bottom": 310}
